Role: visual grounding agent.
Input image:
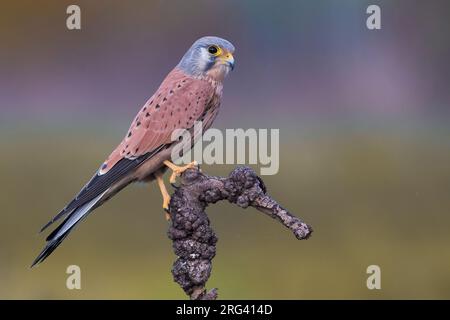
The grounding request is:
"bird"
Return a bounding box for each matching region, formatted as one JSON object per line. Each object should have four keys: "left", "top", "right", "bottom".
{"left": 31, "top": 36, "right": 235, "bottom": 267}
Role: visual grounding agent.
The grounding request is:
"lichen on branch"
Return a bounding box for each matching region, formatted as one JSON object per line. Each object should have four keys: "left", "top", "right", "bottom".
{"left": 167, "top": 166, "right": 312, "bottom": 300}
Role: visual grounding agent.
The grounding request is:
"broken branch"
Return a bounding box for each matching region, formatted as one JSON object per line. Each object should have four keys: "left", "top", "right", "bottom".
{"left": 167, "top": 166, "right": 312, "bottom": 300}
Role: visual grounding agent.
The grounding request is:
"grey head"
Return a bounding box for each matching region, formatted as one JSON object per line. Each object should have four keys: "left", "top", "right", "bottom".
{"left": 178, "top": 36, "right": 235, "bottom": 79}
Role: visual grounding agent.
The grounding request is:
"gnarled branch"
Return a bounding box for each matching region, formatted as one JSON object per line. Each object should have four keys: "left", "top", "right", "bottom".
{"left": 167, "top": 166, "right": 313, "bottom": 300}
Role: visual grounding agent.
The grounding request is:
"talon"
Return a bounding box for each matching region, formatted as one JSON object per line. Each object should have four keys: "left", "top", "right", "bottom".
{"left": 156, "top": 171, "right": 172, "bottom": 220}
{"left": 162, "top": 199, "right": 171, "bottom": 214}
{"left": 163, "top": 202, "right": 171, "bottom": 221}
{"left": 164, "top": 160, "right": 199, "bottom": 184}
{"left": 169, "top": 171, "right": 178, "bottom": 185}
{"left": 164, "top": 208, "right": 171, "bottom": 221}
{"left": 163, "top": 200, "right": 170, "bottom": 211}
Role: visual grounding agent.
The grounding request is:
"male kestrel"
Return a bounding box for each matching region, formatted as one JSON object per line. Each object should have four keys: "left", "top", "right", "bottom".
{"left": 32, "top": 36, "right": 235, "bottom": 267}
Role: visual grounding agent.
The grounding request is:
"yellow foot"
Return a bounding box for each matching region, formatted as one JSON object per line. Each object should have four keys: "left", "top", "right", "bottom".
{"left": 163, "top": 160, "right": 198, "bottom": 184}
{"left": 162, "top": 197, "right": 171, "bottom": 221}
{"left": 156, "top": 171, "right": 171, "bottom": 221}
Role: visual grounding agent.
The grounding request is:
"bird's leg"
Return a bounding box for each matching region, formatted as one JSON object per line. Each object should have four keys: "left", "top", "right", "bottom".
{"left": 163, "top": 160, "right": 199, "bottom": 184}
{"left": 155, "top": 171, "right": 171, "bottom": 221}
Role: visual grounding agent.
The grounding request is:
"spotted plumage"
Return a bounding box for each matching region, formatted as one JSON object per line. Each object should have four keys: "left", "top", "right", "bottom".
{"left": 32, "top": 36, "right": 235, "bottom": 267}
{"left": 99, "top": 68, "right": 220, "bottom": 173}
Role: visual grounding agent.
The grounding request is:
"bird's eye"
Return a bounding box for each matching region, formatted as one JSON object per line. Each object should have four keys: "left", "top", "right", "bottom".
{"left": 207, "top": 45, "right": 220, "bottom": 56}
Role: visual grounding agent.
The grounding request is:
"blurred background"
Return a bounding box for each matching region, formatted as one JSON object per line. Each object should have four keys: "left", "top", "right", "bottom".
{"left": 1, "top": 0, "right": 449, "bottom": 299}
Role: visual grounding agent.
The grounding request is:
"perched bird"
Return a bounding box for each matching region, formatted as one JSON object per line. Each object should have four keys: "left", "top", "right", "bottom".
{"left": 32, "top": 36, "right": 235, "bottom": 267}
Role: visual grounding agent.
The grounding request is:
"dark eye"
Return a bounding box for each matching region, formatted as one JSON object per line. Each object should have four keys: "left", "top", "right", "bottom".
{"left": 207, "top": 45, "right": 219, "bottom": 55}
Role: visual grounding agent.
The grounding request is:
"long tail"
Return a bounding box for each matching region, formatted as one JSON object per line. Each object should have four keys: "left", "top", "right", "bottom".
{"left": 32, "top": 152, "right": 158, "bottom": 267}
{"left": 31, "top": 191, "right": 107, "bottom": 268}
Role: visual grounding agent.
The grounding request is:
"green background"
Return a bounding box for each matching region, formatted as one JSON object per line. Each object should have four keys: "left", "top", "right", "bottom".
{"left": 0, "top": 0, "right": 449, "bottom": 299}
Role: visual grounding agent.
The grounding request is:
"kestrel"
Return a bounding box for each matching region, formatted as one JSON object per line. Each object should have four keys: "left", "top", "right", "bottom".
{"left": 32, "top": 36, "right": 235, "bottom": 267}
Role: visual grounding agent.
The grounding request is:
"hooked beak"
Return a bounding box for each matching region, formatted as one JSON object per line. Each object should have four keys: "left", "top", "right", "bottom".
{"left": 222, "top": 52, "right": 235, "bottom": 71}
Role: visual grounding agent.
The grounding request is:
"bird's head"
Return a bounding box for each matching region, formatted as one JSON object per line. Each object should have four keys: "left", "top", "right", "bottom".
{"left": 178, "top": 36, "right": 235, "bottom": 81}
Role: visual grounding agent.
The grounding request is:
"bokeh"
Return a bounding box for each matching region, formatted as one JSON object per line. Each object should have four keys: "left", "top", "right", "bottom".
{"left": 0, "top": 0, "right": 449, "bottom": 299}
